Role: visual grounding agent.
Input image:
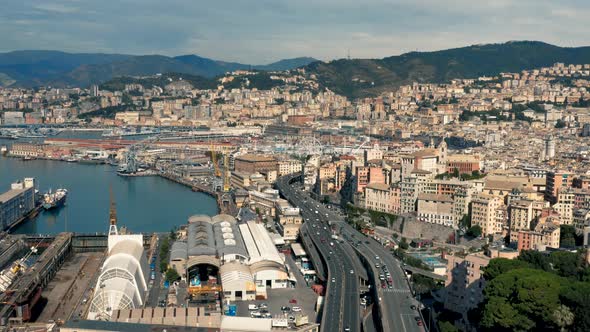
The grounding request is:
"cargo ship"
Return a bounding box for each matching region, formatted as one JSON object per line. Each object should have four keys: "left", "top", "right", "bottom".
{"left": 42, "top": 188, "right": 68, "bottom": 210}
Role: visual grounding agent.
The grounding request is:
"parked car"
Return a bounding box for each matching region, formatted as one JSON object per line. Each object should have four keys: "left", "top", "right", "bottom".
{"left": 292, "top": 306, "right": 302, "bottom": 312}
{"left": 248, "top": 304, "right": 259, "bottom": 311}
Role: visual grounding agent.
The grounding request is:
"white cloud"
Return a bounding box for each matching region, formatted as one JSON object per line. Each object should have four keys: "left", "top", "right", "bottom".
{"left": 0, "top": 0, "right": 589, "bottom": 63}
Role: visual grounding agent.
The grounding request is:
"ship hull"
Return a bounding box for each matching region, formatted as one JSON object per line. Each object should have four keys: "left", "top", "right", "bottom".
{"left": 43, "top": 194, "right": 66, "bottom": 210}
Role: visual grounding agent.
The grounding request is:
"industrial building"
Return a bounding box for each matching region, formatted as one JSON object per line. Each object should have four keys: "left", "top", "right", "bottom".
{"left": 0, "top": 178, "right": 36, "bottom": 231}
{"left": 170, "top": 214, "right": 289, "bottom": 303}
{"left": 87, "top": 202, "right": 148, "bottom": 321}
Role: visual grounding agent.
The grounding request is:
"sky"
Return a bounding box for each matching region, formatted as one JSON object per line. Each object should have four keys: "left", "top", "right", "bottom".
{"left": 1, "top": 0, "right": 589, "bottom": 64}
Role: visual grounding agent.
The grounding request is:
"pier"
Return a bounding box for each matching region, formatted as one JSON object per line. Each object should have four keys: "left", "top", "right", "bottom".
{"left": 159, "top": 172, "right": 237, "bottom": 215}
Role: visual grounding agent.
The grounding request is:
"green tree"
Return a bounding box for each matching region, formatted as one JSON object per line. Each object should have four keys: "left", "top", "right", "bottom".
{"left": 438, "top": 320, "right": 459, "bottom": 332}
{"left": 399, "top": 238, "right": 409, "bottom": 250}
{"left": 549, "top": 251, "right": 582, "bottom": 278}
{"left": 165, "top": 268, "right": 180, "bottom": 283}
{"left": 560, "top": 281, "right": 590, "bottom": 332}
{"left": 459, "top": 214, "right": 471, "bottom": 230}
{"left": 122, "top": 93, "right": 133, "bottom": 105}
{"left": 559, "top": 225, "right": 578, "bottom": 248}
{"left": 518, "top": 250, "right": 551, "bottom": 271}
{"left": 554, "top": 119, "right": 566, "bottom": 129}
{"left": 466, "top": 224, "right": 482, "bottom": 238}
{"left": 483, "top": 258, "right": 531, "bottom": 281}
{"left": 481, "top": 268, "right": 563, "bottom": 331}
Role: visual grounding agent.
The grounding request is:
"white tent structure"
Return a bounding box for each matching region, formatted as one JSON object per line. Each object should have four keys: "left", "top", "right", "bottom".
{"left": 87, "top": 217, "right": 148, "bottom": 321}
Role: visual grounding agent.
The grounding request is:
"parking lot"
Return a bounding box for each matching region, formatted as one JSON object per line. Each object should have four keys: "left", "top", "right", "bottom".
{"left": 235, "top": 287, "right": 318, "bottom": 322}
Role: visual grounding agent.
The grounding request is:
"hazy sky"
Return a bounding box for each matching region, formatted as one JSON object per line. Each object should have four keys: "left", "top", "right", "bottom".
{"left": 1, "top": 0, "right": 589, "bottom": 64}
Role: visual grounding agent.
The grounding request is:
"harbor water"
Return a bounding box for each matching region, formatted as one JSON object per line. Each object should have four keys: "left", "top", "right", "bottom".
{"left": 0, "top": 134, "right": 219, "bottom": 234}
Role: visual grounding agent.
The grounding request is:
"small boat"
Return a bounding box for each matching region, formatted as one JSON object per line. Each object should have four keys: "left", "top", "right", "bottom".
{"left": 42, "top": 188, "right": 68, "bottom": 210}
{"left": 63, "top": 156, "right": 79, "bottom": 163}
{"left": 23, "top": 156, "right": 36, "bottom": 161}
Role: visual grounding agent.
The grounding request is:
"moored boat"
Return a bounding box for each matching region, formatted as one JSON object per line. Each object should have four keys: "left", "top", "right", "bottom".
{"left": 42, "top": 188, "right": 68, "bottom": 210}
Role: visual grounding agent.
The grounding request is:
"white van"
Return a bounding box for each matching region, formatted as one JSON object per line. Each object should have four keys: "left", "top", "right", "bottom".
{"left": 248, "top": 304, "right": 259, "bottom": 311}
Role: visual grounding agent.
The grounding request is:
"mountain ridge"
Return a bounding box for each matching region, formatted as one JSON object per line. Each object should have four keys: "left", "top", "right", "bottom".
{"left": 2, "top": 41, "right": 590, "bottom": 95}
{"left": 305, "top": 41, "right": 590, "bottom": 98}
{"left": 0, "top": 51, "right": 318, "bottom": 88}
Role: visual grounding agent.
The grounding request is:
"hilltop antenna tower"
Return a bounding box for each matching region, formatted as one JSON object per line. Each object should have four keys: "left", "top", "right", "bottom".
{"left": 347, "top": 49, "right": 351, "bottom": 60}
{"left": 109, "top": 186, "right": 118, "bottom": 236}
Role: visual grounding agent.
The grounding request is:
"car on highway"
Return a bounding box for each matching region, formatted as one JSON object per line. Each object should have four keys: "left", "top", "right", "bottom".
{"left": 350, "top": 269, "right": 354, "bottom": 274}
{"left": 332, "top": 278, "right": 336, "bottom": 282}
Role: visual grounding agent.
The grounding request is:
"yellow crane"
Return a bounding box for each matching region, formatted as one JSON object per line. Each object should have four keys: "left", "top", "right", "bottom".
{"left": 223, "top": 153, "right": 231, "bottom": 192}
{"left": 211, "top": 142, "right": 231, "bottom": 192}
{"left": 210, "top": 143, "right": 222, "bottom": 178}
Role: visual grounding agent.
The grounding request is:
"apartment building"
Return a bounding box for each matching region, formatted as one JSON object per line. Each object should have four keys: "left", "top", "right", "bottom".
{"left": 355, "top": 166, "right": 385, "bottom": 193}
{"left": 364, "top": 183, "right": 401, "bottom": 214}
{"left": 553, "top": 188, "right": 575, "bottom": 225}
{"left": 417, "top": 194, "right": 455, "bottom": 227}
{"left": 277, "top": 159, "right": 302, "bottom": 176}
{"left": 444, "top": 253, "right": 490, "bottom": 315}
{"left": 546, "top": 170, "right": 574, "bottom": 203}
{"left": 517, "top": 221, "right": 561, "bottom": 251}
{"left": 508, "top": 199, "right": 548, "bottom": 242}
{"left": 471, "top": 193, "right": 505, "bottom": 236}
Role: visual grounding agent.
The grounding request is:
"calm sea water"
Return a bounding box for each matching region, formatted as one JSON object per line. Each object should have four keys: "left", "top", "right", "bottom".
{"left": 0, "top": 132, "right": 218, "bottom": 235}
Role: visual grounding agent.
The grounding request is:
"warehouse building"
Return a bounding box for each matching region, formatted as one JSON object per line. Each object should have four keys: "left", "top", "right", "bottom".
{"left": 171, "top": 215, "right": 288, "bottom": 303}
{"left": 0, "top": 178, "right": 36, "bottom": 231}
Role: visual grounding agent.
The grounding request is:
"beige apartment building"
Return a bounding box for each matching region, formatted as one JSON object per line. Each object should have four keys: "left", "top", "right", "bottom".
{"left": 417, "top": 193, "right": 454, "bottom": 227}
{"left": 517, "top": 220, "right": 561, "bottom": 251}
{"left": 471, "top": 193, "right": 505, "bottom": 236}
{"left": 508, "top": 199, "right": 548, "bottom": 242}
{"left": 364, "top": 183, "right": 400, "bottom": 214}
{"left": 277, "top": 159, "right": 302, "bottom": 176}
{"left": 553, "top": 188, "right": 575, "bottom": 225}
